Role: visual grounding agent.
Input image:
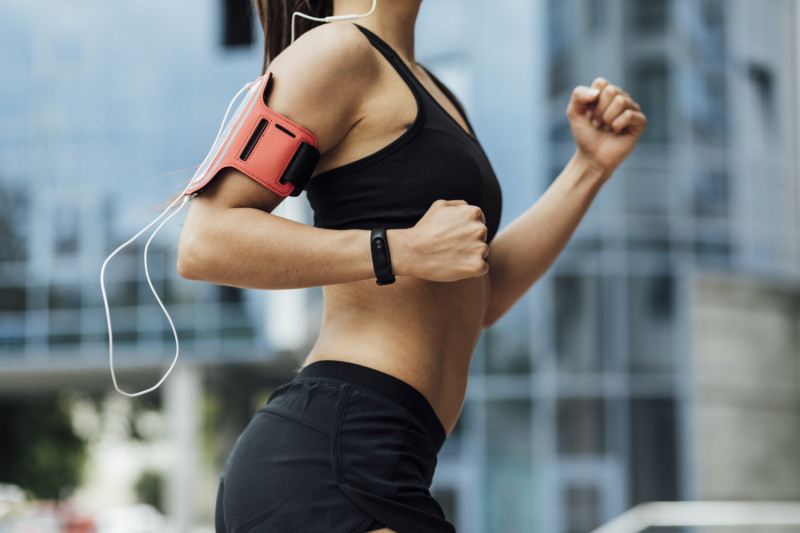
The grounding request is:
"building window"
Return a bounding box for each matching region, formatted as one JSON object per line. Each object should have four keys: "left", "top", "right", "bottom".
{"left": 555, "top": 276, "right": 604, "bottom": 373}
{"left": 487, "top": 399, "right": 532, "bottom": 457}
{"left": 694, "top": 238, "right": 731, "bottom": 269}
{"left": 222, "top": 0, "right": 255, "bottom": 48}
{"left": 558, "top": 398, "right": 606, "bottom": 455}
{"left": 548, "top": 0, "right": 574, "bottom": 98}
{"left": 549, "top": 57, "right": 574, "bottom": 99}
{"left": 748, "top": 62, "right": 775, "bottom": 140}
{"left": 54, "top": 208, "right": 79, "bottom": 256}
{"left": 630, "top": 0, "right": 670, "bottom": 34}
{"left": 700, "top": 0, "right": 725, "bottom": 36}
{"left": 629, "top": 60, "right": 670, "bottom": 143}
{"left": 484, "top": 312, "right": 533, "bottom": 375}
{"left": 0, "top": 185, "right": 28, "bottom": 262}
{"left": 0, "top": 288, "right": 26, "bottom": 313}
{"left": 587, "top": 0, "right": 608, "bottom": 34}
{"left": 48, "top": 285, "right": 82, "bottom": 311}
{"left": 690, "top": 70, "right": 727, "bottom": 146}
{"left": 484, "top": 400, "right": 536, "bottom": 531}
{"left": 431, "top": 487, "right": 458, "bottom": 531}
{"left": 629, "top": 398, "right": 678, "bottom": 504}
{"left": 693, "top": 169, "right": 729, "bottom": 218}
{"left": 628, "top": 276, "right": 674, "bottom": 373}
{"left": 565, "top": 484, "right": 601, "bottom": 533}
{"left": 549, "top": 116, "right": 573, "bottom": 144}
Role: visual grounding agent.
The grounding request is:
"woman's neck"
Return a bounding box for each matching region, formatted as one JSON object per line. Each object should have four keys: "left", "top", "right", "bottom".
{"left": 332, "top": 0, "right": 421, "bottom": 64}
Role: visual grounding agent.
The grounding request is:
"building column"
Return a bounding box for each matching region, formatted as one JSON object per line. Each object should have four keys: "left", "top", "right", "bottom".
{"left": 163, "top": 364, "right": 202, "bottom": 532}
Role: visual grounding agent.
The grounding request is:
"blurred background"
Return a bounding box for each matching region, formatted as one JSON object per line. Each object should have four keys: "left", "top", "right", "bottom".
{"left": 0, "top": 0, "right": 799, "bottom": 532}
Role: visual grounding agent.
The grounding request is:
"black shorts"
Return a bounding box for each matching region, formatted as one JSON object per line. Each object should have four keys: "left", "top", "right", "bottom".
{"left": 215, "top": 360, "right": 454, "bottom": 533}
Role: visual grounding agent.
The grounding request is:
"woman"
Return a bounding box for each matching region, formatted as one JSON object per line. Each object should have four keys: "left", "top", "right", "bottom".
{"left": 178, "top": 1, "right": 647, "bottom": 531}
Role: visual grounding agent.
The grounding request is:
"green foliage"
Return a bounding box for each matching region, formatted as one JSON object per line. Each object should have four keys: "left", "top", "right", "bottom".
{"left": 0, "top": 395, "right": 87, "bottom": 500}
{"left": 134, "top": 469, "right": 164, "bottom": 512}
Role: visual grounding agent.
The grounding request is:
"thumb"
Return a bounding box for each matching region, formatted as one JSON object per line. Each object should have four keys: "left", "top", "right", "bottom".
{"left": 566, "top": 86, "right": 600, "bottom": 119}
{"left": 432, "top": 199, "right": 467, "bottom": 208}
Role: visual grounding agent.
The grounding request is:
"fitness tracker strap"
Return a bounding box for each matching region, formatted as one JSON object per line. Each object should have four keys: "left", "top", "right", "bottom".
{"left": 370, "top": 228, "right": 395, "bottom": 286}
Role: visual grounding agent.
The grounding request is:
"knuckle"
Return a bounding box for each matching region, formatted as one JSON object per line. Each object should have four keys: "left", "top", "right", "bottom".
{"left": 472, "top": 258, "right": 486, "bottom": 274}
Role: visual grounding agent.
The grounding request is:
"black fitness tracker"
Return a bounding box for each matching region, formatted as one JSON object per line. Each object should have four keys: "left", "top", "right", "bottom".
{"left": 370, "top": 227, "right": 396, "bottom": 286}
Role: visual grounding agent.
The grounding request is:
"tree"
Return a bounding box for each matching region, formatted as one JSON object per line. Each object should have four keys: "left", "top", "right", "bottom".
{"left": 0, "top": 395, "right": 87, "bottom": 500}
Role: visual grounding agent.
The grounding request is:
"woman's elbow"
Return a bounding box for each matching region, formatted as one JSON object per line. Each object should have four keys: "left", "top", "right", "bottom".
{"left": 481, "top": 313, "right": 499, "bottom": 329}
{"left": 481, "top": 303, "right": 502, "bottom": 329}
{"left": 176, "top": 231, "right": 206, "bottom": 281}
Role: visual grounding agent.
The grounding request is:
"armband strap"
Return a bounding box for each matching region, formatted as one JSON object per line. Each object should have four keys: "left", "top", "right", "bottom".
{"left": 186, "top": 72, "right": 320, "bottom": 197}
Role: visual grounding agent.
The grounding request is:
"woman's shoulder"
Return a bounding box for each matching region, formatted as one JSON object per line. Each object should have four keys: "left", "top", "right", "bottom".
{"left": 264, "top": 22, "right": 378, "bottom": 153}
{"left": 268, "top": 22, "right": 378, "bottom": 95}
{"left": 293, "top": 21, "right": 374, "bottom": 58}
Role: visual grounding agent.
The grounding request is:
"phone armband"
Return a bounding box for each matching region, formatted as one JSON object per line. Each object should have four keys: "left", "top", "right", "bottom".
{"left": 186, "top": 72, "right": 320, "bottom": 197}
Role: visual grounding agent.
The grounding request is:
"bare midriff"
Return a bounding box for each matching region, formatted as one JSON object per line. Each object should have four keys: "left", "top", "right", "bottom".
{"left": 302, "top": 274, "right": 489, "bottom": 436}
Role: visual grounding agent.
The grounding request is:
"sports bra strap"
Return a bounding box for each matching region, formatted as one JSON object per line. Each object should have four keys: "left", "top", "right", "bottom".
{"left": 354, "top": 24, "right": 425, "bottom": 99}
{"left": 353, "top": 24, "right": 475, "bottom": 139}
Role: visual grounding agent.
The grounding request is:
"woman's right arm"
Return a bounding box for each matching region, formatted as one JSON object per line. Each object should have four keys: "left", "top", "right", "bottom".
{"left": 177, "top": 23, "right": 489, "bottom": 290}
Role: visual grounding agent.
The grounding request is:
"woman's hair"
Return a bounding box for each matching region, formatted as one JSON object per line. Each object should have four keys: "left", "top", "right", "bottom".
{"left": 253, "top": 0, "right": 333, "bottom": 73}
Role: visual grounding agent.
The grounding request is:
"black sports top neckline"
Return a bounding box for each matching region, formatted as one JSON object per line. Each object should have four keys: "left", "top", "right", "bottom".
{"left": 305, "top": 24, "right": 503, "bottom": 243}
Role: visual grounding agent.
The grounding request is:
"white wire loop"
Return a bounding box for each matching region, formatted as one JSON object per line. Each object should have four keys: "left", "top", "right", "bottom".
{"left": 291, "top": 0, "right": 377, "bottom": 43}
{"left": 104, "top": 0, "right": 377, "bottom": 395}
{"left": 101, "top": 81, "right": 255, "bottom": 397}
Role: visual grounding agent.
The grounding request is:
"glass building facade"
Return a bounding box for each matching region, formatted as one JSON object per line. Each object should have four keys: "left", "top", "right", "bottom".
{"left": 1, "top": 0, "right": 798, "bottom": 532}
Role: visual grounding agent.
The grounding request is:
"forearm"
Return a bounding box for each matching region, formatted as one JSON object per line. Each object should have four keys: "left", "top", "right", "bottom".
{"left": 483, "top": 152, "right": 607, "bottom": 326}
{"left": 178, "top": 205, "right": 398, "bottom": 290}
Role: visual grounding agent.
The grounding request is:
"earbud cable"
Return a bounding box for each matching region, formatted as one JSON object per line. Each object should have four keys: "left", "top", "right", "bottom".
{"left": 291, "top": 0, "right": 377, "bottom": 43}
{"left": 102, "top": 81, "right": 255, "bottom": 397}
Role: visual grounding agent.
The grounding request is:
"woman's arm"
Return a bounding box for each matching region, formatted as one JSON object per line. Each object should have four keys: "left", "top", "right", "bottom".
{"left": 178, "top": 173, "right": 488, "bottom": 289}
{"left": 483, "top": 78, "right": 647, "bottom": 327}
{"left": 178, "top": 23, "right": 489, "bottom": 290}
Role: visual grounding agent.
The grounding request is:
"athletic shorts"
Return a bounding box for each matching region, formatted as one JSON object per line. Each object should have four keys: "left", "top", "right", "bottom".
{"left": 214, "top": 360, "right": 455, "bottom": 533}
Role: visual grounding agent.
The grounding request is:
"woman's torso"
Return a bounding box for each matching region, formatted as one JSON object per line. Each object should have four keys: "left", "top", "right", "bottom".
{"left": 301, "top": 24, "right": 502, "bottom": 434}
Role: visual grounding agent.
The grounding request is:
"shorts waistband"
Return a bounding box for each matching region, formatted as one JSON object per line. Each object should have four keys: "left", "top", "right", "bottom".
{"left": 296, "top": 360, "right": 446, "bottom": 451}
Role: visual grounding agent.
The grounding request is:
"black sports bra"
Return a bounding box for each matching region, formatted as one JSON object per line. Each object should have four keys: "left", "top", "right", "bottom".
{"left": 305, "top": 25, "right": 503, "bottom": 243}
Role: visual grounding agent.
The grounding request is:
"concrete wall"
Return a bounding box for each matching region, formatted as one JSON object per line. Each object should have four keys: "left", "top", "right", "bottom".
{"left": 691, "top": 274, "right": 800, "bottom": 503}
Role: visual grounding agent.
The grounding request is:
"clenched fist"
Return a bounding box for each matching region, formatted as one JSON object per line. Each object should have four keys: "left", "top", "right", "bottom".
{"left": 391, "top": 200, "right": 489, "bottom": 282}
{"left": 567, "top": 77, "right": 647, "bottom": 180}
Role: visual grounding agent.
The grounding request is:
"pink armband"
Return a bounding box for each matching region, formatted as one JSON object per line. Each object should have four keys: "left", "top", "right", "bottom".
{"left": 186, "top": 72, "right": 320, "bottom": 197}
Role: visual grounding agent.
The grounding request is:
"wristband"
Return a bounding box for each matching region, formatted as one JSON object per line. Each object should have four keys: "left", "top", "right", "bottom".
{"left": 370, "top": 228, "right": 395, "bottom": 286}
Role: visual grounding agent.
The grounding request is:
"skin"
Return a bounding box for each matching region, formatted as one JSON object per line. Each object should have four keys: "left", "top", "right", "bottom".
{"left": 179, "top": 2, "right": 645, "bottom": 530}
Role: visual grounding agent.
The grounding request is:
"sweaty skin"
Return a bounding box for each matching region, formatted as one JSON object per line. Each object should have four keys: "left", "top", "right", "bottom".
{"left": 178, "top": 19, "right": 646, "bottom": 438}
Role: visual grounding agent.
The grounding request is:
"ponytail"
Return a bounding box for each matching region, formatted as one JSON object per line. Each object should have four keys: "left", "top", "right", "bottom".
{"left": 253, "top": 0, "right": 333, "bottom": 74}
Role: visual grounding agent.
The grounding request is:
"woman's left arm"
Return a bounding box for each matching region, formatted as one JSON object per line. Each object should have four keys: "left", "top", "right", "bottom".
{"left": 482, "top": 77, "right": 647, "bottom": 327}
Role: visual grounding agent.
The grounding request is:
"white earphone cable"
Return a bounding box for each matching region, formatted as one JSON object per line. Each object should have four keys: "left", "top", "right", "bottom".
{"left": 102, "top": 80, "right": 255, "bottom": 397}
{"left": 291, "top": 0, "right": 377, "bottom": 43}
